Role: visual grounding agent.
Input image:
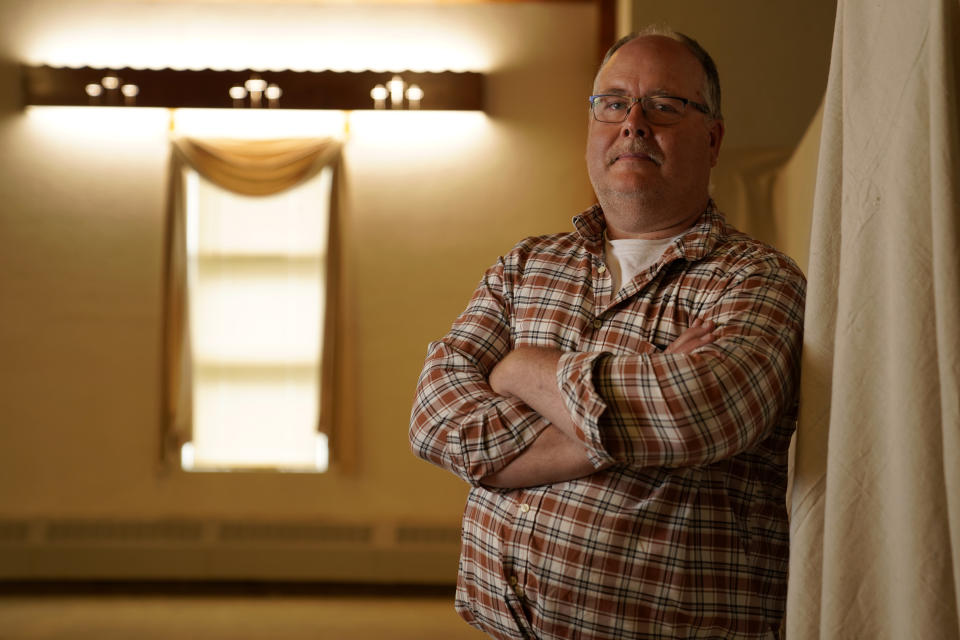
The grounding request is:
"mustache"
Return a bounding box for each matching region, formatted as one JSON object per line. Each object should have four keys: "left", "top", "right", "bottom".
{"left": 609, "top": 143, "right": 663, "bottom": 166}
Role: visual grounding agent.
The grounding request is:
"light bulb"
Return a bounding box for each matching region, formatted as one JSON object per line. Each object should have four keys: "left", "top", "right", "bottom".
{"left": 101, "top": 75, "right": 119, "bottom": 90}
{"left": 244, "top": 76, "right": 267, "bottom": 93}
{"left": 405, "top": 84, "right": 424, "bottom": 108}
{"left": 370, "top": 84, "right": 388, "bottom": 109}
{"left": 264, "top": 84, "right": 282, "bottom": 100}
{"left": 85, "top": 83, "right": 103, "bottom": 97}
{"left": 229, "top": 86, "right": 247, "bottom": 100}
{"left": 387, "top": 75, "right": 405, "bottom": 108}
{"left": 119, "top": 83, "right": 139, "bottom": 106}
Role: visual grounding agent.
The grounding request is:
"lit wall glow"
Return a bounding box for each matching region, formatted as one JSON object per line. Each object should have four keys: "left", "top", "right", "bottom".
{"left": 346, "top": 110, "right": 491, "bottom": 167}
{"left": 24, "top": 105, "right": 490, "bottom": 153}
{"left": 23, "top": 106, "right": 172, "bottom": 158}
{"left": 19, "top": 2, "right": 493, "bottom": 72}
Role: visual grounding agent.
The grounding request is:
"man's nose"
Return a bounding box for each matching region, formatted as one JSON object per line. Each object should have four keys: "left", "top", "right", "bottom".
{"left": 620, "top": 103, "right": 650, "bottom": 138}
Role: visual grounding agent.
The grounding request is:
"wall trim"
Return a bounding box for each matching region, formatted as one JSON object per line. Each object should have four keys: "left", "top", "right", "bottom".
{"left": 0, "top": 519, "right": 461, "bottom": 583}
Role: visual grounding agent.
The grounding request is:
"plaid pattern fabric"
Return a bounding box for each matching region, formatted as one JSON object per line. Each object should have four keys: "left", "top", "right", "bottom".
{"left": 410, "top": 203, "right": 805, "bottom": 639}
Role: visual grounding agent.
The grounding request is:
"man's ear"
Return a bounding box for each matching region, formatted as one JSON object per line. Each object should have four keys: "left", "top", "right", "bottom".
{"left": 708, "top": 119, "right": 725, "bottom": 167}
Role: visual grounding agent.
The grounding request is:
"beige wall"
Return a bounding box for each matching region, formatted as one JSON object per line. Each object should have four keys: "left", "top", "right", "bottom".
{"left": 772, "top": 101, "right": 824, "bottom": 273}
{"left": 629, "top": 0, "right": 836, "bottom": 265}
{"left": 0, "top": 0, "right": 835, "bottom": 581}
{"left": 629, "top": 0, "right": 836, "bottom": 151}
{"left": 0, "top": 1, "right": 596, "bottom": 568}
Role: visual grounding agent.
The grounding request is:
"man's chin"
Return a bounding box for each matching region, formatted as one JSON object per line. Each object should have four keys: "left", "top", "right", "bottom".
{"left": 595, "top": 184, "right": 663, "bottom": 208}
{"left": 603, "top": 176, "right": 658, "bottom": 196}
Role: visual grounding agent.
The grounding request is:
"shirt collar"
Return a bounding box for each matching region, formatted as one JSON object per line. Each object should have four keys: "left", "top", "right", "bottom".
{"left": 572, "top": 200, "right": 726, "bottom": 262}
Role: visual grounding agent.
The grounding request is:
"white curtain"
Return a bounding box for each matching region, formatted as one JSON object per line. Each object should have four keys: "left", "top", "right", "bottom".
{"left": 787, "top": 0, "right": 960, "bottom": 638}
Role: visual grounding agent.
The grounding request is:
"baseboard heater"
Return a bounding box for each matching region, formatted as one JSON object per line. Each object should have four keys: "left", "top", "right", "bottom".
{"left": 0, "top": 519, "right": 461, "bottom": 583}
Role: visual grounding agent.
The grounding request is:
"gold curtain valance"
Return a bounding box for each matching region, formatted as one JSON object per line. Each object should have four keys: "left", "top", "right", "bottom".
{"left": 172, "top": 137, "right": 342, "bottom": 196}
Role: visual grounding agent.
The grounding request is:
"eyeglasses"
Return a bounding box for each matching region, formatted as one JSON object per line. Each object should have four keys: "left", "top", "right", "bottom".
{"left": 588, "top": 94, "right": 711, "bottom": 125}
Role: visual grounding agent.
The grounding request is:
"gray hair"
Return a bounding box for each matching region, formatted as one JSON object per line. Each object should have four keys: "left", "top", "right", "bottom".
{"left": 597, "top": 25, "right": 723, "bottom": 121}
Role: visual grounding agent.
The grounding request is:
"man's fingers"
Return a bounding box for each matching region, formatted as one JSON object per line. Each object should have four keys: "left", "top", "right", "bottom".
{"left": 664, "top": 320, "right": 717, "bottom": 354}
{"left": 665, "top": 335, "right": 709, "bottom": 354}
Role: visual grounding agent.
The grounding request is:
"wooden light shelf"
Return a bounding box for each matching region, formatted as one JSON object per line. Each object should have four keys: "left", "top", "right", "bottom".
{"left": 20, "top": 65, "right": 485, "bottom": 111}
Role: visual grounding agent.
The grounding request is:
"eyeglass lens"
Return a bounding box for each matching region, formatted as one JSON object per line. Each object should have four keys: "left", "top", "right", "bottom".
{"left": 592, "top": 96, "right": 687, "bottom": 124}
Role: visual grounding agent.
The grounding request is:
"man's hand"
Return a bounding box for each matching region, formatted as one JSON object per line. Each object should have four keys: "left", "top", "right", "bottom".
{"left": 664, "top": 318, "right": 716, "bottom": 354}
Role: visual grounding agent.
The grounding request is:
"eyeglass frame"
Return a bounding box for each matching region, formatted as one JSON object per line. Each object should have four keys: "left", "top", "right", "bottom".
{"left": 587, "top": 94, "right": 712, "bottom": 124}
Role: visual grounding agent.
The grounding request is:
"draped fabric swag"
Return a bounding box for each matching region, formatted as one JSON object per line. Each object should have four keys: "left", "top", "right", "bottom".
{"left": 162, "top": 137, "right": 347, "bottom": 467}
{"left": 787, "top": 0, "right": 960, "bottom": 637}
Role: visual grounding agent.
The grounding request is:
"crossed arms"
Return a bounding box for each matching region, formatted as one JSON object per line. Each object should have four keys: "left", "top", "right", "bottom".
{"left": 481, "top": 320, "right": 716, "bottom": 488}
{"left": 409, "top": 246, "right": 805, "bottom": 489}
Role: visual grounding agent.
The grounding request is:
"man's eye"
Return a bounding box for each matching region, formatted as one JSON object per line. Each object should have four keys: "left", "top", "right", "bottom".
{"left": 651, "top": 100, "right": 681, "bottom": 114}
{"left": 604, "top": 99, "right": 628, "bottom": 111}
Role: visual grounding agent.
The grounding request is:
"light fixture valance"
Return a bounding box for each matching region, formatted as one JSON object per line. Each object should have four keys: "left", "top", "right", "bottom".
{"left": 20, "top": 65, "right": 484, "bottom": 111}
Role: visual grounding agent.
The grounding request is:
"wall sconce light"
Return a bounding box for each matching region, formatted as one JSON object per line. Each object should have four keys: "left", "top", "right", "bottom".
{"left": 21, "top": 65, "right": 484, "bottom": 112}
{"left": 226, "top": 75, "right": 283, "bottom": 108}
{"left": 80, "top": 73, "right": 139, "bottom": 106}
{"left": 387, "top": 75, "right": 405, "bottom": 108}
{"left": 405, "top": 84, "right": 424, "bottom": 109}
{"left": 370, "top": 84, "right": 388, "bottom": 110}
{"left": 370, "top": 75, "right": 425, "bottom": 110}
{"left": 265, "top": 84, "right": 282, "bottom": 108}
{"left": 120, "top": 83, "right": 139, "bottom": 106}
{"left": 243, "top": 74, "right": 267, "bottom": 108}
{"left": 229, "top": 84, "right": 247, "bottom": 107}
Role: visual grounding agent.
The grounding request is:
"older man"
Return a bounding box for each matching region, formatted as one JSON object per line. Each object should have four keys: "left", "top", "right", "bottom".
{"left": 410, "top": 27, "right": 804, "bottom": 640}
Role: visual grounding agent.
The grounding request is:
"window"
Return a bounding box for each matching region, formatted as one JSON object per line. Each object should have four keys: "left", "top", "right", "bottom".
{"left": 164, "top": 137, "right": 342, "bottom": 473}
{"left": 180, "top": 167, "right": 332, "bottom": 472}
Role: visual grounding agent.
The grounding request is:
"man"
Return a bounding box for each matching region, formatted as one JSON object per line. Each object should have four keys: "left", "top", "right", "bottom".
{"left": 410, "top": 26, "right": 805, "bottom": 639}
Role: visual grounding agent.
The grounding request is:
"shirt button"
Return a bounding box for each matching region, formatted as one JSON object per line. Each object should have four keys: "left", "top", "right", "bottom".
{"left": 519, "top": 503, "right": 530, "bottom": 514}
{"left": 598, "top": 264, "right": 607, "bottom": 273}
{"left": 514, "top": 585, "right": 525, "bottom": 598}
{"left": 592, "top": 318, "right": 602, "bottom": 329}
{"left": 509, "top": 575, "right": 518, "bottom": 586}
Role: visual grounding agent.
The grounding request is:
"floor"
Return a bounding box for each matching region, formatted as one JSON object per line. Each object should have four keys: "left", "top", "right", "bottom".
{"left": 0, "top": 590, "right": 489, "bottom": 639}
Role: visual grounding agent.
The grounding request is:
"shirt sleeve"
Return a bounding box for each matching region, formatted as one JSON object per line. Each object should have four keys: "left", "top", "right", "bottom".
{"left": 409, "top": 255, "right": 550, "bottom": 485}
{"left": 557, "top": 257, "right": 806, "bottom": 469}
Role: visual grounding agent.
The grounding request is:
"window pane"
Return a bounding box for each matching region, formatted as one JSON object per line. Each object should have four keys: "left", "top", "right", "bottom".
{"left": 194, "top": 174, "right": 329, "bottom": 256}
{"left": 191, "top": 367, "right": 320, "bottom": 469}
{"left": 182, "top": 165, "right": 332, "bottom": 472}
{"left": 191, "top": 258, "right": 323, "bottom": 364}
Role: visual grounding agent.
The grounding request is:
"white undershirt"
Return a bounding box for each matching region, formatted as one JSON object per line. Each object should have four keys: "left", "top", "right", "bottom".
{"left": 604, "top": 233, "right": 683, "bottom": 293}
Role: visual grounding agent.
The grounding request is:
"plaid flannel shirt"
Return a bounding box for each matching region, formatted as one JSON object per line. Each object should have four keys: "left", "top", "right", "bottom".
{"left": 410, "top": 202, "right": 805, "bottom": 639}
